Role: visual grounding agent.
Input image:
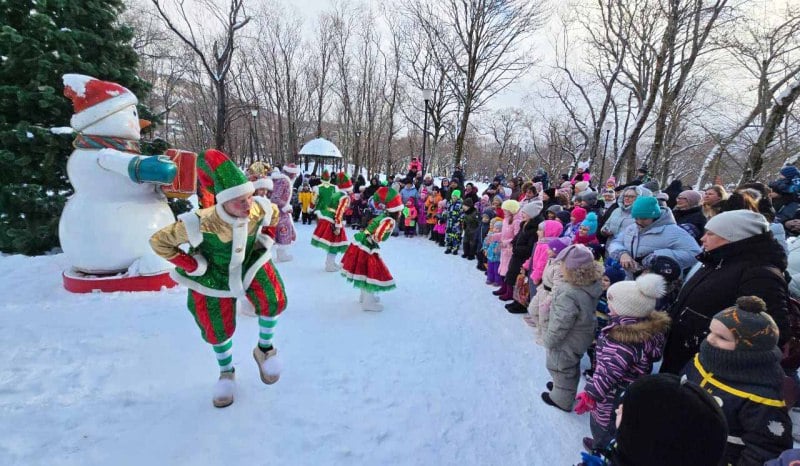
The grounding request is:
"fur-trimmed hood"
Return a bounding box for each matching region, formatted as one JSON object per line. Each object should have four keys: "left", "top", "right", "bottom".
{"left": 608, "top": 311, "right": 671, "bottom": 344}
{"left": 562, "top": 261, "right": 603, "bottom": 286}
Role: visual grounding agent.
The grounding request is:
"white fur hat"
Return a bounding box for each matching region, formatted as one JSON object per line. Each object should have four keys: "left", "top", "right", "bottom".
{"left": 577, "top": 161, "right": 590, "bottom": 170}
{"left": 253, "top": 176, "right": 273, "bottom": 191}
{"left": 607, "top": 274, "right": 666, "bottom": 318}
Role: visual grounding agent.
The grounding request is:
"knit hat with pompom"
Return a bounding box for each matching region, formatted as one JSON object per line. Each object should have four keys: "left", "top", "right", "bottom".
{"left": 713, "top": 296, "right": 779, "bottom": 351}
{"left": 607, "top": 273, "right": 667, "bottom": 318}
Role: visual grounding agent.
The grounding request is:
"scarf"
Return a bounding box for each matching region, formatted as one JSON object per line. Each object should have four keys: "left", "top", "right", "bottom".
{"left": 73, "top": 134, "right": 141, "bottom": 154}
{"left": 698, "top": 340, "right": 784, "bottom": 389}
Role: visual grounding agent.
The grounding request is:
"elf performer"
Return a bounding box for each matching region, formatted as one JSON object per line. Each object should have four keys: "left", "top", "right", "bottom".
{"left": 150, "top": 149, "right": 287, "bottom": 409}
{"left": 270, "top": 163, "right": 301, "bottom": 262}
{"left": 340, "top": 187, "right": 403, "bottom": 311}
{"left": 311, "top": 172, "right": 353, "bottom": 271}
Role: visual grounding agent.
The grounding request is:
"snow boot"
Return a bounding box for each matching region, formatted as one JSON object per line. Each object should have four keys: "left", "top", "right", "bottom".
{"left": 325, "top": 253, "right": 341, "bottom": 272}
{"left": 212, "top": 371, "right": 236, "bottom": 408}
{"left": 583, "top": 437, "right": 595, "bottom": 453}
{"left": 275, "top": 246, "right": 293, "bottom": 263}
{"left": 492, "top": 283, "right": 507, "bottom": 296}
{"left": 499, "top": 286, "right": 514, "bottom": 301}
{"left": 505, "top": 301, "right": 527, "bottom": 314}
{"left": 541, "top": 392, "right": 571, "bottom": 412}
{"left": 252, "top": 347, "right": 281, "bottom": 385}
{"left": 362, "top": 292, "right": 384, "bottom": 312}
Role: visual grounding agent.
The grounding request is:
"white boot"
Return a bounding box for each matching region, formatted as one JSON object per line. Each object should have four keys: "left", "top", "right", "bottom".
{"left": 325, "top": 253, "right": 341, "bottom": 272}
{"left": 275, "top": 246, "right": 293, "bottom": 263}
{"left": 212, "top": 371, "right": 236, "bottom": 408}
{"left": 361, "top": 291, "right": 384, "bottom": 312}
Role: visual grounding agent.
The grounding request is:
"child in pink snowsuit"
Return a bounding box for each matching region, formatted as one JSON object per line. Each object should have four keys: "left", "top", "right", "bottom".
{"left": 494, "top": 200, "right": 522, "bottom": 297}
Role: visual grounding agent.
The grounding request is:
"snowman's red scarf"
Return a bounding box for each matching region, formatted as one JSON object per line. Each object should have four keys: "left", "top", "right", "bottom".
{"left": 73, "top": 134, "right": 141, "bottom": 154}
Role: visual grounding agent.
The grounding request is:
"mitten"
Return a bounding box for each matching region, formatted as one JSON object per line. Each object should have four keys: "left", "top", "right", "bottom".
{"left": 574, "top": 391, "right": 596, "bottom": 415}
{"left": 169, "top": 253, "right": 207, "bottom": 276}
{"left": 281, "top": 204, "right": 294, "bottom": 213}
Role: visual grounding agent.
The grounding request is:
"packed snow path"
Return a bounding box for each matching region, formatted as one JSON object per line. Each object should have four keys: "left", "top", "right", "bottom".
{"left": 1, "top": 224, "right": 588, "bottom": 466}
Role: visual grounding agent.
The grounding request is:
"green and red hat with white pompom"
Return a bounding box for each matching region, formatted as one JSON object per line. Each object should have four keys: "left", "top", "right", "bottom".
{"left": 197, "top": 149, "right": 254, "bottom": 204}
{"left": 373, "top": 187, "right": 403, "bottom": 212}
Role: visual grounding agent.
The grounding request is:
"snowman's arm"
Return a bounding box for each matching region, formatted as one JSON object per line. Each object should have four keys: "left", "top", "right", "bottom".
{"left": 97, "top": 148, "right": 177, "bottom": 185}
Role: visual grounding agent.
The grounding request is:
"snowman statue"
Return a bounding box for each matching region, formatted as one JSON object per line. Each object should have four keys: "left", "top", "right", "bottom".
{"left": 60, "top": 74, "right": 179, "bottom": 292}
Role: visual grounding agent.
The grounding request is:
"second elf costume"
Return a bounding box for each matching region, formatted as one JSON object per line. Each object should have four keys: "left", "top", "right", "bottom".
{"left": 340, "top": 187, "right": 403, "bottom": 311}
{"left": 311, "top": 172, "right": 352, "bottom": 271}
{"left": 270, "top": 163, "right": 300, "bottom": 262}
{"left": 150, "top": 149, "right": 288, "bottom": 409}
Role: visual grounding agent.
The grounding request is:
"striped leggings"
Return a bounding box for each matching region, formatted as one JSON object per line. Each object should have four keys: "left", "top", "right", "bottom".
{"left": 187, "top": 261, "right": 287, "bottom": 344}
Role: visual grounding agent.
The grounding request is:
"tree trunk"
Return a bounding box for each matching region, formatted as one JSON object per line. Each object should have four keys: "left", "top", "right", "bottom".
{"left": 743, "top": 77, "right": 800, "bottom": 180}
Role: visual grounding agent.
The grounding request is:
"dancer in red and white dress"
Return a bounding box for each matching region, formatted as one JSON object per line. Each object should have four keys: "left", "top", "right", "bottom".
{"left": 340, "top": 186, "right": 403, "bottom": 311}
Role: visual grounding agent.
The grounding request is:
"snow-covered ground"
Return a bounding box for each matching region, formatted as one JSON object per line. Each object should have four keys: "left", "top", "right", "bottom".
{"left": 1, "top": 224, "right": 589, "bottom": 466}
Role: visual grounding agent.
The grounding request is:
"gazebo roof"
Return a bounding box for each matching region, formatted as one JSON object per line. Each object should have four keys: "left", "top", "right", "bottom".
{"left": 298, "top": 138, "right": 342, "bottom": 159}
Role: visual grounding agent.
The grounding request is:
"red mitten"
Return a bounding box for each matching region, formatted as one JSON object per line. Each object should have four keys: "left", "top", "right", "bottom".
{"left": 169, "top": 253, "right": 207, "bottom": 276}
{"left": 574, "top": 392, "right": 596, "bottom": 415}
{"left": 261, "top": 225, "right": 277, "bottom": 239}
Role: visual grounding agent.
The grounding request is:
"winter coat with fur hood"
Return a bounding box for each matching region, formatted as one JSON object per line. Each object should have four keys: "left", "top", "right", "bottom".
{"left": 543, "top": 262, "right": 604, "bottom": 356}
{"left": 585, "top": 312, "right": 671, "bottom": 429}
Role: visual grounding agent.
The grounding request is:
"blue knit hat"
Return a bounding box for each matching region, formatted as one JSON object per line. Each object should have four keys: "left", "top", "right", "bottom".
{"left": 604, "top": 259, "right": 626, "bottom": 284}
{"left": 580, "top": 212, "right": 598, "bottom": 235}
{"left": 780, "top": 165, "right": 799, "bottom": 179}
{"left": 631, "top": 196, "right": 661, "bottom": 219}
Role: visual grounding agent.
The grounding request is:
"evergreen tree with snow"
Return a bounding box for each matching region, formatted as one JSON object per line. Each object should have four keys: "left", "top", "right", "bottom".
{"left": 0, "top": 0, "right": 152, "bottom": 254}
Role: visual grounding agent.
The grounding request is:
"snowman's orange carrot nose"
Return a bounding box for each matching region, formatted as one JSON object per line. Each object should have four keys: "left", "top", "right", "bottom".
{"left": 139, "top": 119, "right": 151, "bottom": 129}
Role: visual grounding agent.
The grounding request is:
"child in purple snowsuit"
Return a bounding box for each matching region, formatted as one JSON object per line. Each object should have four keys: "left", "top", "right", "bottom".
{"left": 484, "top": 220, "right": 503, "bottom": 285}
{"left": 574, "top": 274, "right": 671, "bottom": 452}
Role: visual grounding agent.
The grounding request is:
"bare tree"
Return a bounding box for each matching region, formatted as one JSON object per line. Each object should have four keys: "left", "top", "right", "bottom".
{"left": 406, "top": 0, "right": 547, "bottom": 166}
{"left": 151, "top": 0, "right": 250, "bottom": 151}
{"left": 697, "top": 4, "right": 800, "bottom": 184}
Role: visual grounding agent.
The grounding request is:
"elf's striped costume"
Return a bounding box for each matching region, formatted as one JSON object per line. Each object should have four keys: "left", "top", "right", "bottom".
{"left": 150, "top": 149, "right": 287, "bottom": 408}
{"left": 340, "top": 187, "right": 403, "bottom": 311}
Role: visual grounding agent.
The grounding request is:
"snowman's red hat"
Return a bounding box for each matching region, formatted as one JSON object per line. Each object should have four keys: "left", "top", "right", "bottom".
{"left": 63, "top": 74, "right": 138, "bottom": 131}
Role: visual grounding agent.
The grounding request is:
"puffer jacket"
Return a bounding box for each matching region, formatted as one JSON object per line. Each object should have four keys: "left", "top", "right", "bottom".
{"left": 542, "top": 262, "right": 604, "bottom": 354}
{"left": 585, "top": 312, "right": 671, "bottom": 429}
{"left": 601, "top": 185, "right": 653, "bottom": 239}
{"left": 660, "top": 232, "right": 790, "bottom": 374}
{"left": 607, "top": 207, "right": 700, "bottom": 275}
{"left": 498, "top": 212, "right": 522, "bottom": 276}
{"left": 528, "top": 220, "right": 565, "bottom": 283}
{"left": 788, "top": 238, "right": 800, "bottom": 298}
{"left": 672, "top": 205, "right": 706, "bottom": 242}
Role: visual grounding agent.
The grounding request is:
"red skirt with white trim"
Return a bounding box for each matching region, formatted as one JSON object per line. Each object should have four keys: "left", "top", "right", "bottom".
{"left": 310, "top": 219, "right": 349, "bottom": 253}
{"left": 340, "top": 243, "right": 395, "bottom": 292}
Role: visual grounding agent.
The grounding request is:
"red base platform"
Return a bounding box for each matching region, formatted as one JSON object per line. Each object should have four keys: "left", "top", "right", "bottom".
{"left": 63, "top": 269, "right": 177, "bottom": 293}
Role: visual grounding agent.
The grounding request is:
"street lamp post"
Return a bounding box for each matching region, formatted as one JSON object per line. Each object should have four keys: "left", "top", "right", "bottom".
{"left": 250, "top": 109, "right": 259, "bottom": 164}
{"left": 198, "top": 120, "right": 205, "bottom": 148}
{"left": 421, "top": 89, "right": 433, "bottom": 177}
{"left": 598, "top": 121, "right": 614, "bottom": 185}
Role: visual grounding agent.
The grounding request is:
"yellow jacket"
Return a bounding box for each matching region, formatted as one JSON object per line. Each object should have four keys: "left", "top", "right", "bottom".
{"left": 298, "top": 191, "right": 314, "bottom": 213}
